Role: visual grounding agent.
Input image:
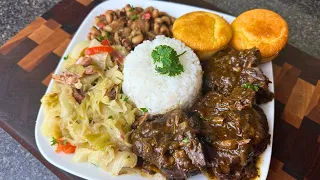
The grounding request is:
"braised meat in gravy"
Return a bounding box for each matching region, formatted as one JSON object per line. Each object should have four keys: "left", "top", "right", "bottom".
{"left": 131, "top": 110, "right": 206, "bottom": 179}
{"left": 203, "top": 47, "right": 273, "bottom": 103}
{"left": 192, "top": 91, "right": 270, "bottom": 179}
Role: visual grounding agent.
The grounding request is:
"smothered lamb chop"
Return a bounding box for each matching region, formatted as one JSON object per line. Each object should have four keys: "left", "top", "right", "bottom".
{"left": 203, "top": 47, "right": 273, "bottom": 103}
{"left": 130, "top": 110, "right": 206, "bottom": 179}
{"left": 191, "top": 90, "right": 270, "bottom": 180}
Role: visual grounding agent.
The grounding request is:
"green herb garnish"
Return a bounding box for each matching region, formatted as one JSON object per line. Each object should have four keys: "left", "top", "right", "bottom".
{"left": 108, "top": 115, "right": 113, "bottom": 119}
{"left": 241, "top": 83, "right": 249, "bottom": 89}
{"left": 127, "top": 155, "right": 131, "bottom": 159}
{"left": 50, "top": 137, "right": 58, "bottom": 146}
{"left": 124, "top": 96, "right": 129, "bottom": 102}
{"left": 62, "top": 139, "right": 68, "bottom": 146}
{"left": 182, "top": 138, "right": 189, "bottom": 144}
{"left": 151, "top": 45, "right": 185, "bottom": 77}
{"left": 241, "top": 83, "right": 259, "bottom": 92}
{"left": 63, "top": 55, "right": 69, "bottom": 60}
{"left": 96, "top": 35, "right": 104, "bottom": 42}
{"left": 91, "top": 163, "right": 98, "bottom": 167}
{"left": 140, "top": 108, "right": 148, "bottom": 113}
{"left": 120, "top": 94, "right": 123, "bottom": 99}
{"left": 96, "top": 34, "right": 109, "bottom": 42}
{"left": 252, "top": 85, "right": 259, "bottom": 92}
{"left": 129, "top": 5, "right": 135, "bottom": 12}
{"left": 131, "top": 14, "right": 138, "bottom": 21}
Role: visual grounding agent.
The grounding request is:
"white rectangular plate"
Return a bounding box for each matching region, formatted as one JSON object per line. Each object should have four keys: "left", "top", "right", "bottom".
{"left": 35, "top": 0, "right": 274, "bottom": 179}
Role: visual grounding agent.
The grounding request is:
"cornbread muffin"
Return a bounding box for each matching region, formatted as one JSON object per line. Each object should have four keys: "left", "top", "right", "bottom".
{"left": 231, "top": 9, "right": 288, "bottom": 62}
{"left": 173, "top": 11, "right": 233, "bottom": 60}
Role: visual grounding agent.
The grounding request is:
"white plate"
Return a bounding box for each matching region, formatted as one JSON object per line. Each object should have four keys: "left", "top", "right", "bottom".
{"left": 35, "top": 0, "right": 274, "bottom": 179}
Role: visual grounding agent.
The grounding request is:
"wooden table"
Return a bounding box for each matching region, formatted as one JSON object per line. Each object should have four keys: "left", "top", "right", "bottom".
{"left": 0, "top": 0, "right": 319, "bottom": 179}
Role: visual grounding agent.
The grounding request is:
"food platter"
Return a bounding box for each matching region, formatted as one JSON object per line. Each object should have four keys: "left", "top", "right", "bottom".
{"left": 35, "top": 0, "right": 274, "bottom": 179}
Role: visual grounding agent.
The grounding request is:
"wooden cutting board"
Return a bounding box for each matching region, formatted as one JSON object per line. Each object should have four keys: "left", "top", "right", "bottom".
{"left": 0, "top": 0, "right": 319, "bottom": 179}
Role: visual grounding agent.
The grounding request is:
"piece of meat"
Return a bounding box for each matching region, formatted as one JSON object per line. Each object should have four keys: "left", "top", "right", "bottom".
{"left": 191, "top": 88, "right": 270, "bottom": 180}
{"left": 203, "top": 47, "right": 273, "bottom": 103}
{"left": 238, "top": 67, "right": 269, "bottom": 90}
{"left": 76, "top": 56, "right": 92, "bottom": 67}
{"left": 52, "top": 72, "right": 80, "bottom": 85}
{"left": 191, "top": 87, "right": 255, "bottom": 121}
{"left": 208, "top": 106, "right": 269, "bottom": 180}
{"left": 84, "top": 66, "right": 98, "bottom": 75}
{"left": 203, "top": 48, "right": 259, "bottom": 94}
{"left": 72, "top": 88, "right": 85, "bottom": 103}
{"left": 131, "top": 112, "right": 149, "bottom": 129}
{"left": 110, "top": 51, "right": 124, "bottom": 65}
{"left": 130, "top": 110, "right": 206, "bottom": 179}
{"left": 238, "top": 67, "right": 274, "bottom": 104}
{"left": 251, "top": 105, "right": 271, "bottom": 155}
{"left": 106, "top": 86, "right": 117, "bottom": 100}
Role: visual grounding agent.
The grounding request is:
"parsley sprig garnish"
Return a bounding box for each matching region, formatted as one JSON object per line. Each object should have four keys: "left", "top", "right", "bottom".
{"left": 96, "top": 32, "right": 110, "bottom": 42}
{"left": 63, "top": 55, "right": 69, "bottom": 60}
{"left": 241, "top": 83, "right": 259, "bottom": 92}
{"left": 131, "top": 14, "right": 138, "bottom": 21}
{"left": 50, "top": 137, "right": 68, "bottom": 146}
{"left": 51, "top": 137, "right": 58, "bottom": 146}
{"left": 129, "top": 5, "right": 135, "bottom": 12}
{"left": 151, "top": 45, "right": 185, "bottom": 76}
{"left": 140, "top": 108, "right": 148, "bottom": 113}
{"left": 183, "top": 138, "right": 189, "bottom": 144}
{"left": 92, "top": 163, "right": 98, "bottom": 167}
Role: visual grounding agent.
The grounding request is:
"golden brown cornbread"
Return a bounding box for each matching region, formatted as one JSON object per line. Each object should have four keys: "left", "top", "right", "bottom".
{"left": 172, "top": 11, "right": 232, "bottom": 60}
{"left": 231, "top": 9, "right": 289, "bottom": 62}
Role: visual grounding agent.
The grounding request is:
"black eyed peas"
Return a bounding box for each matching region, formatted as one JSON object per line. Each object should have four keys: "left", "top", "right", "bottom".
{"left": 131, "top": 34, "right": 144, "bottom": 45}
{"left": 105, "top": 13, "right": 113, "bottom": 24}
{"left": 88, "top": 4, "right": 175, "bottom": 51}
{"left": 152, "top": 9, "right": 159, "bottom": 18}
{"left": 161, "top": 16, "right": 171, "bottom": 25}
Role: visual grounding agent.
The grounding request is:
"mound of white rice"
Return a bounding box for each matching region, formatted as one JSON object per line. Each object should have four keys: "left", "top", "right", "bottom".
{"left": 122, "top": 35, "right": 203, "bottom": 115}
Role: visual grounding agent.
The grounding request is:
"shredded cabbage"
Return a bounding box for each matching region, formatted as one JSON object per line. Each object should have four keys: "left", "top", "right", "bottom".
{"left": 41, "top": 91, "right": 61, "bottom": 139}
{"left": 63, "top": 41, "right": 89, "bottom": 69}
{"left": 41, "top": 39, "right": 138, "bottom": 176}
{"left": 70, "top": 41, "right": 89, "bottom": 59}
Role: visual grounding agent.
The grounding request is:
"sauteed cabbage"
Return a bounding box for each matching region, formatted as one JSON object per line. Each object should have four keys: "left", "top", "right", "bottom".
{"left": 41, "top": 39, "right": 137, "bottom": 175}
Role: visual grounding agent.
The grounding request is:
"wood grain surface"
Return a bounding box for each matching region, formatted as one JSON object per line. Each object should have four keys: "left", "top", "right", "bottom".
{"left": 0, "top": 0, "right": 319, "bottom": 179}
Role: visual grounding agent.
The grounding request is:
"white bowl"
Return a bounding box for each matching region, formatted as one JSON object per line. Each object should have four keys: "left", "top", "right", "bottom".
{"left": 35, "top": 0, "right": 274, "bottom": 179}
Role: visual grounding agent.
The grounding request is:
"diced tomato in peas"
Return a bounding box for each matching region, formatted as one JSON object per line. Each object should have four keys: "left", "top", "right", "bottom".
{"left": 101, "top": 39, "right": 111, "bottom": 46}
{"left": 144, "top": 12, "right": 151, "bottom": 20}
{"left": 98, "top": 22, "right": 105, "bottom": 29}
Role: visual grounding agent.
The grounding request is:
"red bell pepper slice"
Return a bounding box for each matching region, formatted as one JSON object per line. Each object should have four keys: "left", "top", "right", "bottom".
{"left": 85, "top": 46, "right": 113, "bottom": 55}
